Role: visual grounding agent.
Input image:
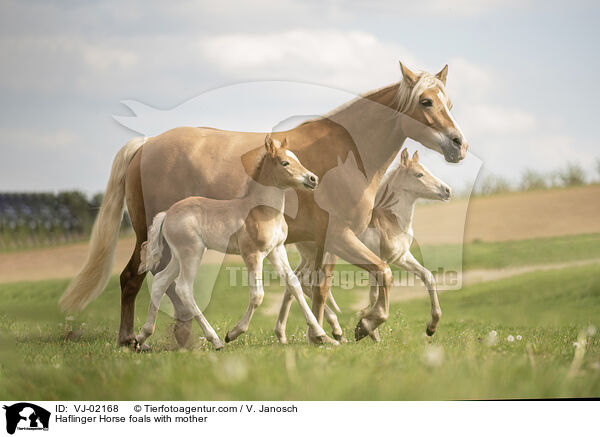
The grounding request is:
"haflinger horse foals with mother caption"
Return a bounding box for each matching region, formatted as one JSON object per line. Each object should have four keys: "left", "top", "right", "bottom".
{"left": 59, "top": 61, "right": 468, "bottom": 348}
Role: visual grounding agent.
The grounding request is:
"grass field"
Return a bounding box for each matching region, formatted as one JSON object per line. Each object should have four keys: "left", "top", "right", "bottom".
{"left": 1, "top": 234, "right": 599, "bottom": 400}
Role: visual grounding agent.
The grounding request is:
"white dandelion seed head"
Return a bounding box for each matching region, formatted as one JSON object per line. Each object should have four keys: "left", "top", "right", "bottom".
{"left": 507, "top": 335, "right": 515, "bottom": 342}
{"left": 516, "top": 335, "right": 522, "bottom": 341}
{"left": 486, "top": 332, "right": 498, "bottom": 346}
{"left": 573, "top": 342, "right": 581, "bottom": 349}
{"left": 422, "top": 345, "right": 445, "bottom": 368}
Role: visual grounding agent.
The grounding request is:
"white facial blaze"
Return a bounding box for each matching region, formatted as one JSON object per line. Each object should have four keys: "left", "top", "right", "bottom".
{"left": 285, "top": 149, "right": 301, "bottom": 164}
{"left": 438, "top": 90, "right": 467, "bottom": 141}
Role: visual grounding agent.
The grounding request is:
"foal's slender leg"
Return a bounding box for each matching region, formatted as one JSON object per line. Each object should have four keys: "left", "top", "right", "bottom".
{"left": 274, "top": 255, "right": 308, "bottom": 343}
{"left": 135, "top": 258, "right": 179, "bottom": 347}
{"left": 328, "top": 228, "right": 391, "bottom": 342}
{"left": 166, "top": 284, "right": 195, "bottom": 348}
{"left": 275, "top": 250, "right": 345, "bottom": 343}
{"left": 395, "top": 253, "right": 441, "bottom": 336}
{"left": 267, "top": 245, "right": 335, "bottom": 345}
{"left": 275, "top": 266, "right": 345, "bottom": 343}
{"left": 302, "top": 246, "right": 339, "bottom": 344}
{"left": 173, "top": 244, "right": 224, "bottom": 350}
{"left": 225, "top": 252, "right": 265, "bottom": 343}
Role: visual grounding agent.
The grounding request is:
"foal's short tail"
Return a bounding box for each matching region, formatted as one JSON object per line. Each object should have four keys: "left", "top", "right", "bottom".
{"left": 138, "top": 212, "right": 167, "bottom": 274}
{"left": 59, "top": 137, "right": 146, "bottom": 313}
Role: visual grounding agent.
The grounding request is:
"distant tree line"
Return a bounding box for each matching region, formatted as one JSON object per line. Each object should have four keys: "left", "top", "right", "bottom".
{"left": 0, "top": 191, "right": 130, "bottom": 250}
{"left": 469, "top": 159, "right": 599, "bottom": 197}
{"left": 2, "top": 159, "right": 599, "bottom": 249}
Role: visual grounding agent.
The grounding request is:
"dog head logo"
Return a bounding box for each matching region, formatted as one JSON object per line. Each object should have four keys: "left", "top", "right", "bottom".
{"left": 3, "top": 403, "right": 50, "bottom": 434}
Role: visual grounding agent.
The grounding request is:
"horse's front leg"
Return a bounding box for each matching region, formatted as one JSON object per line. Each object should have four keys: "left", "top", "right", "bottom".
{"left": 268, "top": 245, "right": 337, "bottom": 345}
{"left": 306, "top": 252, "right": 338, "bottom": 344}
{"left": 328, "top": 228, "right": 391, "bottom": 342}
{"left": 225, "top": 251, "right": 265, "bottom": 343}
{"left": 395, "top": 253, "right": 441, "bottom": 336}
{"left": 274, "top": 249, "right": 346, "bottom": 343}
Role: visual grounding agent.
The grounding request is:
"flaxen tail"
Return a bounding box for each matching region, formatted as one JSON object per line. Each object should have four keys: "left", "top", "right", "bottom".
{"left": 59, "top": 137, "right": 146, "bottom": 312}
{"left": 138, "top": 212, "right": 167, "bottom": 274}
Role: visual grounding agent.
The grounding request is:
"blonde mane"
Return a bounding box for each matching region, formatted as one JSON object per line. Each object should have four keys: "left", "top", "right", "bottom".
{"left": 298, "top": 71, "right": 449, "bottom": 127}
{"left": 393, "top": 71, "right": 450, "bottom": 113}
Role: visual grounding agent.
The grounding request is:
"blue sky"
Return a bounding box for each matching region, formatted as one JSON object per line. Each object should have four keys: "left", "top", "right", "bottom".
{"left": 1, "top": 0, "right": 599, "bottom": 193}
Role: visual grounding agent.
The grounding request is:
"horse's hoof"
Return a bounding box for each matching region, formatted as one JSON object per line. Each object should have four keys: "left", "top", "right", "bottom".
{"left": 274, "top": 332, "right": 288, "bottom": 344}
{"left": 131, "top": 337, "right": 151, "bottom": 352}
{"left": 136, "top": 342, "right": 152, "bottom": 352}
{"left": 369, "top": 328, "right": 381, "bottom": 343}
{"left": 354, "top": 319, "right": 370, "bottom": 341}
{"left": 426, "top": 326, "right": 436, "bottom": 337}
{"left": 332, "top": 332, "right": 348, "bottom": 343}
{"left": 315, "top": 335, "right": 340, "bottom": 346}
{"left": 117, "top": 336, "right": 136, "bottom": 348}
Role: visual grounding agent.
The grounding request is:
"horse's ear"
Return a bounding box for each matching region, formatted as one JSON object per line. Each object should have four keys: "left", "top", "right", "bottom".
{"left": 265, "top": 133, "right": 274, "bottom": 156}
{"left": 399, "top": 61, "right": 418, "bottom": 86}
{"left": 400, "top": 148, "right": 409, "bottom": 167}
{"left": 435, "top": 64, "right": 448, "bottom": 85}
{"left": 412, "top": 150, "right": 419, "bottom": 162}
{"left": 269, "top": 139, "right": 282, "bottom": 157}
{"left": 280, "top": 136, "right": 289, "bottom": 149}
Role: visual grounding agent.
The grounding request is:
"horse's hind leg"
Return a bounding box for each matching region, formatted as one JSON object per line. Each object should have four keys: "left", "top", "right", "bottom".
{"left": 135, "top": 258, "right": 179, "bottom": 347}
{"left": 118, "top": 239, "right": 146, "bottom": 347}
{"left": 166, "top": 285, "right": 195, "bottom": 348}
{"left": 173, "top": 244, "right": 223, "bottom": 350}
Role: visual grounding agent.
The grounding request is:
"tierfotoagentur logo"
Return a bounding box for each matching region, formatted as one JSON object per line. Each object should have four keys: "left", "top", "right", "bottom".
{"left": 2, "top": 403, "right": 50, "bottom": 434}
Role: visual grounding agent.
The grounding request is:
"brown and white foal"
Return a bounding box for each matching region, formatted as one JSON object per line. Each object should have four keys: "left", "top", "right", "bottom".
{"left": 136, "top": 135, "right": 334, "bottom": 349}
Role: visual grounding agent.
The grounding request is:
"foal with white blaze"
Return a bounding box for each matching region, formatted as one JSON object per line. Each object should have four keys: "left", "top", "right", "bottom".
{"left": 275, "top": 148, "right": 451, "bottom": 342}
{"left": 137, "top": 135, "right": 333, "bottom": 349}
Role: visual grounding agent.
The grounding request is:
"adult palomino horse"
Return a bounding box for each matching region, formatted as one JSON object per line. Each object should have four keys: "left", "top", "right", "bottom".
{"left": 60, "top": 62, "right": 468, "bottom": 347}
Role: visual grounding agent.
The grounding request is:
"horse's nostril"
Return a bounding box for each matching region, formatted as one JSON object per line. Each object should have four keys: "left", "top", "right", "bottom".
{"left": 452, "top": 137, "right": 462, "bottom": 147}
{"left": 309, "top": 175, "right": 316, "bottom": 183}
{"left": 445, "top": 187, "right": 451, "bottom": 195}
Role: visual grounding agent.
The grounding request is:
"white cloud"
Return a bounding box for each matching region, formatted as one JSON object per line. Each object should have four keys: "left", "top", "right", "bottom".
{"left": 415, "top": 0, "right": 530, "bottom": 17}
{"left": 445, "top": 57, "right": 495, "bottom": 101}
{"left": 337, "top": 0, "right": 531, "bottom": 18}
{"left": 460, "top": 104, "right": 537, "bottom": 136}
{"left": 197, "top": 29, "right": 417, "bottom": 92}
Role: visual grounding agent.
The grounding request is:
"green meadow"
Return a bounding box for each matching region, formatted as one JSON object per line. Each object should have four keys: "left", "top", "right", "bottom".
{"left": 0, "top": 234, "right": 599, "bottom": 400}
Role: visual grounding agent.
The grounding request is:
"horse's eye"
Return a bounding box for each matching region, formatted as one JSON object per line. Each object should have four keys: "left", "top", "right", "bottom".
{"left": 281, "top": 161, "right": 289, "bottom": 167}
{"left": 420, "top": 99, "right": 433, "bottom": 107}
{"left": 415, "top": 173, "right": 424, "bottom": 178}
